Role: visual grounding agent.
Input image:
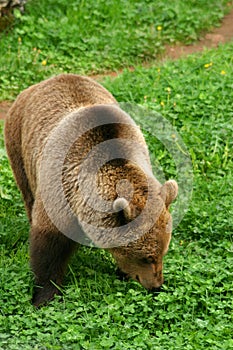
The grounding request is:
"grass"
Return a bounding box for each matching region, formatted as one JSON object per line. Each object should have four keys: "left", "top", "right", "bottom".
{"left": 0, "top": 1, "right": 233, "bottom": 349}
{"left": 0, "top": 0, "right": 232, "bottom": 100}
{"left": 1, "top": 41, "right": 233, "bottom": 348}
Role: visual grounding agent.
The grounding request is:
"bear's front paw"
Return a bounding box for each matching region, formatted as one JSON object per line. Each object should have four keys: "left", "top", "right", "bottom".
{"left": 32, "top": 284, "right": 62, "bottom": 307}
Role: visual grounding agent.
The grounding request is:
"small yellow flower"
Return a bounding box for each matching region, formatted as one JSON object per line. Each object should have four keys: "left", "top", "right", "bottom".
{"left": 157, "top": 68, "right": 161, "bottom": 73}
{"left": 220, "top": 70, "right": 226, "bottom": 75}
{"left": 166, "top": 87, "right": 171, "bottom": 93}
{"left": 144, "top": 95, "right": 147, "bottom": 100}
{"left": 157, "top": 26, "right": 162, "bottom": 31}
{"left": 18, "top": 37, "right": 22, "bottom": 43}
{"left": 41, "top": 60, "right": 47, "bottom": 66}
{"left": 160, "top": 101, "right": 165, "bottom": 107}
{"left": 204, "top": 62, "right": 213, "bottom": 68}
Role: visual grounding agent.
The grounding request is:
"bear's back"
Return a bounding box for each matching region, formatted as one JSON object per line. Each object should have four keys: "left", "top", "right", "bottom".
{"left": 6, "top": 74, "right": 117, "bottom": 193}
{"left": 20, "top": 74, "right": 116, "bottom": 153}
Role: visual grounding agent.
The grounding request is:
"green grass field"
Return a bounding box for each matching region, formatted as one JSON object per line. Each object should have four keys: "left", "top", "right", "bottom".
{"left": 0, "top": 1, "right": 233, "bottom": 349}
{"left": 0, "top": 0, "right": 231, "bottom": 100}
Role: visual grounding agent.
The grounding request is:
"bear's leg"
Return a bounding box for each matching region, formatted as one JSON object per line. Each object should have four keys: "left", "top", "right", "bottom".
{"left": 4, "top": 116, "right": 34, "bottom": 222}
{"left": 30, "top": 225, "right": 77, "bottom": 307}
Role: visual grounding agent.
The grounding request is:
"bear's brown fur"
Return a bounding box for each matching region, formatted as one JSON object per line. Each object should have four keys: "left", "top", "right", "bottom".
{"left": 4, "top": 74, "right": 178, "bottom": 306}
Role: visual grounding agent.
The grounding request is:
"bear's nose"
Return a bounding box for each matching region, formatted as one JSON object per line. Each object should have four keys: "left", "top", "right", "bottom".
{"left": 150, "top": 286, "right": 162, "bottom": 294}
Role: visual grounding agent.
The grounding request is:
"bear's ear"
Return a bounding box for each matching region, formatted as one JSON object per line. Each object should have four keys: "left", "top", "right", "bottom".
{"left": 161, "top": 180, "right": 178, "bottom": 207}
{"left": 113, "top": 197, "right": 132, "bottom": 222}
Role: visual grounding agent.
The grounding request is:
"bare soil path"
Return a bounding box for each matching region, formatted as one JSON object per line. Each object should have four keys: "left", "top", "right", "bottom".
{"left": 163, "top": 7, "right": 233, "bottom": 59}
{"left": 1, "top": 8, "right": 233, "bottom": 120}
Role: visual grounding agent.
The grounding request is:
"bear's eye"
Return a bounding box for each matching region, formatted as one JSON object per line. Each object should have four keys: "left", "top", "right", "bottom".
{"left": 142, "top": 187, "right": 148, "bottom": 195}
{"left": 141, "top": 256, "right": 155, "bottom": 264}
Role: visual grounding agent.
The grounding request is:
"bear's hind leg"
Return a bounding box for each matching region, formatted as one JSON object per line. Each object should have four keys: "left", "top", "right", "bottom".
{"left": 30, "top": 226, "right": 77, "bottom": 307}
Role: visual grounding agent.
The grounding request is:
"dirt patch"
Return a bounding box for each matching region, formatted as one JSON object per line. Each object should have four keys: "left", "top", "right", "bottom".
{"left": 162, "top": 7, "right": 233, "bottom": 59}
{"left": 1, "top": 7, "right": 233, "bottom": 120}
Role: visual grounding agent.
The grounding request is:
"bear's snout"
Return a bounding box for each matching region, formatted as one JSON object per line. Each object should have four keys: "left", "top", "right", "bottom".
{"left": 150, "top": 286, "right": 162, "bottom": 294}
{"left": 136, "top": 274, "right": 164, "bottom": 291}
{"left": 115, "top": 260, "right": 164, "bottom": 291}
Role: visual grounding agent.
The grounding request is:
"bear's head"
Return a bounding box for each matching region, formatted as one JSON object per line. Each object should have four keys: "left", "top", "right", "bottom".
{"left": 109, "top": 179, "right": 178, "bottom": 291}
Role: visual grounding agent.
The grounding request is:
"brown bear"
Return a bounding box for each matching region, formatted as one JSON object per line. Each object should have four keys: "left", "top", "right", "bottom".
{"left": 4, "top": 74, "right": 178, "bottom": 306}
